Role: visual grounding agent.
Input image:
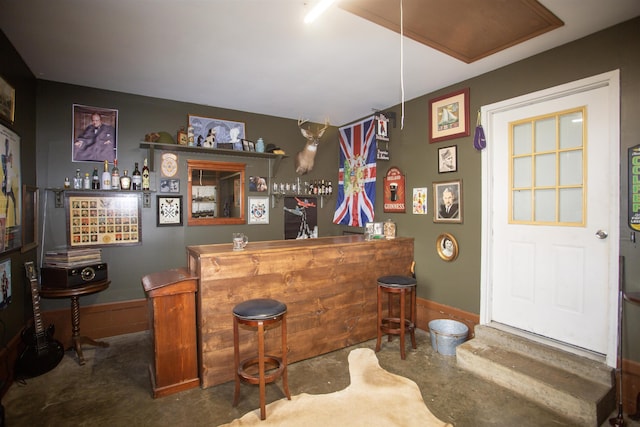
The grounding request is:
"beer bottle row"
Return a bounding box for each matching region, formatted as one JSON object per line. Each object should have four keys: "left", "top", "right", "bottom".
{"left": 65, "top": 159, "right": 150, "bottom": 191}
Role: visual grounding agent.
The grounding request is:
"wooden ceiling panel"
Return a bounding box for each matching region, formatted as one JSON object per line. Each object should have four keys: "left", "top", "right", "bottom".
{"left": 339, "top": 0, "right": 564, "bottom": 63}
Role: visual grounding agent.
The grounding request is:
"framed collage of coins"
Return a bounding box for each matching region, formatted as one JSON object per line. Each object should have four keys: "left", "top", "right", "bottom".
{"left": 65, "top": 192, "right": 141, "bottom": 247}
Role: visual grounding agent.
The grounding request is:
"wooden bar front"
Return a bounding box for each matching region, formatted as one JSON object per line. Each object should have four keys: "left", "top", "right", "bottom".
{"left": 187, "top": 235, "right": 414, "bottom": 388}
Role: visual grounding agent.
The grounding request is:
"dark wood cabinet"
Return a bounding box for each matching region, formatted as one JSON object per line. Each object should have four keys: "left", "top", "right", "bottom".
{"left": 141, "top": 268, "right": 199, "bottom": 398}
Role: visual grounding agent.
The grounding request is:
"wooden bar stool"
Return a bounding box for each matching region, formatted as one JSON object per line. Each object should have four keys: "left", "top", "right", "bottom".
{"left": 375, "top": 271, "right": 417, "bottom": 360}
{"left": 233, "top": 298, "right": 291, "bottom": 420}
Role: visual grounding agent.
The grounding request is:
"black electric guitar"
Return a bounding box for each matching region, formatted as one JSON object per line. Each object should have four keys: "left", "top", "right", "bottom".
{"left": 15, "top": 262, "right": 64, "bottom": 379}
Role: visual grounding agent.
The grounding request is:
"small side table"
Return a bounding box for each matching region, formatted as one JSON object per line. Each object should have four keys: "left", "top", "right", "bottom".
{"left": 39, "top": 280, "right": 111, "bottom": 365}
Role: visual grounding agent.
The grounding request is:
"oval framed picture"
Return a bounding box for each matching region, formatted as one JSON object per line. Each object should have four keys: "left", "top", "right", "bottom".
{"left": 436, "top": 233, "right": 459, "bottom": 262}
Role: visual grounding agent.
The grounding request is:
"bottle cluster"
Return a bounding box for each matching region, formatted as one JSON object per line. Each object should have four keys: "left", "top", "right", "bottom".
{"left": 271, "top": 179, "right": 333, "bottom": 196}
{"left": 64, "top": 158, "right": 150, "bottom": 191}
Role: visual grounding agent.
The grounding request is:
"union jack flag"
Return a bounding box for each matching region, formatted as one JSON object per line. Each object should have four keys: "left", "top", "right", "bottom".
{"left": 333, "top": 116, "right": 377, "bottom": 227}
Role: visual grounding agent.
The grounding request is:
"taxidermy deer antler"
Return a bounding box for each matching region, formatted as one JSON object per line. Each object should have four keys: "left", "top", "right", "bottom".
{"left": 295, "top": 119, "right": 329, "bottom": 175}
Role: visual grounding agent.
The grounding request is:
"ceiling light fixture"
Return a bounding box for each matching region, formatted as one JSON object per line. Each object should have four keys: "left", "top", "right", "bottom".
{"left": 304, "top": 0, "right": 338, "bottom": 24}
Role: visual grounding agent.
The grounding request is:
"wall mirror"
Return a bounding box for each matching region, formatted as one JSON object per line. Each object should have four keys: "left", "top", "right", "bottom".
{"left": 187, "top": 160, "right": 245, "bottom": 225}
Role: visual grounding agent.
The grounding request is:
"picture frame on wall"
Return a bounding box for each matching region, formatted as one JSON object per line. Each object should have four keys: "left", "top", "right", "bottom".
{"left": 157, "top": 195, "right": 183, "bottom": 227}
{"left": 159, "top": 178, "right": 180, "bottom": 193}
{"left": 188, "top": 114, "right": 245, "bottom": 151}
{"left": 247, "top": 196, "right": 269, "bottom": 225}
{"left": 436, "top": 232, "right": 459, "bottom": 262}
{"left": 0, "top": 75, "right": 15, "bottom": 124}
{"left": 21, "top": 185, "right": 38, "bottom": 253}
{"left": 72, "top": 104, "right": 118, "bottom": 163}
{"left": 438, "top": 145, "right": 457, "bottom": 173}
{"left": 433, "top": 179, "right": 462, "bottom": 223}
{"left": 0, "top": 123, "right": 22, "bottom": 254}
{"left": 429, "top": 88, "right": 470, "bottom": 143}
{"left": 66, "top": 192, "right": 141, "bottom": 247}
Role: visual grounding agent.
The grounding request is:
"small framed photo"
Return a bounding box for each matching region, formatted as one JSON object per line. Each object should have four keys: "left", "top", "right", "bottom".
{"left": 248, "top": 196, "right": 269, "bottom": 224}
{"left": 0, "top": 75, "right": 15, "bottom": 124}
{"left": 249, "top": 176, "right": 268, "bottom": 192}
{"left": 433, "top": 179, "right": 462, "bottom": 223}
{"left": 159, "top": 178, "right": 180, "bottom": 193}
{"left": 429, "top": 88, "right": 470, "bottom": 143}
{"left": 436, "top": 233, "right": 459, "bottom": 262}
{"left": 177, "top": 129, "right": 188, "bottom": 145}
{"left": 242, "top": 139, "right": 251, "bottom": 151}
{"left": 157, "top": 195, "right": 183, "bottom": 227}
{"left": 438, "top": 145, "right": 457, "bottom": 173}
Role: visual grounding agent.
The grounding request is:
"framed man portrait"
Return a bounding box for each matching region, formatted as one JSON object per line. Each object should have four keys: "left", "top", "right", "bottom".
{"left": 433, "top": 180, "right": 462, "bottom": 223}
{"left": 72, "top": 104, "right": 118, "bottom": 163}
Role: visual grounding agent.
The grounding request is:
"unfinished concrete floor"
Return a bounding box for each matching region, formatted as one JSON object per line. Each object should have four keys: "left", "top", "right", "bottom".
{"left": 3, "top": 329, "right": 638, "bottom": 426}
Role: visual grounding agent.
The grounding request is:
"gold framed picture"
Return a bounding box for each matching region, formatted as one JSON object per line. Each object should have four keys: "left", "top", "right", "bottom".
{"left": 436, "top": 233, "right": 459, "bottom": 262}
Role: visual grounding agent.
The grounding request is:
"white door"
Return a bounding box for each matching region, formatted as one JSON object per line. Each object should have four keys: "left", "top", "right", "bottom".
{"left": 480, "top": 71, "right": 620, "bottom": 365}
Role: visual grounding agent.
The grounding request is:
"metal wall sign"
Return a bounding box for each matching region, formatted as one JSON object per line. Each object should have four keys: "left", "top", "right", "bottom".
{"left": 383, "top": 166, "right": 405, "bottom": 213}
{"left": 629, "top": 144, "right": 640, "bottom": 231}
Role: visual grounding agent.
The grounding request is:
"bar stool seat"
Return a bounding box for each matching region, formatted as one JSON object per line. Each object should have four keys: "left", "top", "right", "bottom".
{"left": 375, "top": 275, "right": 417, "bottom": 360}
{"left": 233, "top": 298, "right": 290, "bottom": 420}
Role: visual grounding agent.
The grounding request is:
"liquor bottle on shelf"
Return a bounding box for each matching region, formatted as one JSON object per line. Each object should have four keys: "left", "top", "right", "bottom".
{"left": 83, "top": 173, "right": 91, "bottom": 189}
{"left": 120, "top": 170, "right": 131, "bottom": 190}
{"left": 328, "top": 180, "right": 333, "bottom": 195}
{"left": 142, "top": 158, "right": 150, "bottom": 191}
{"left": 132, "top": 162, "right": 142, "bottom": 190}
{"left": 64, "top": 177, "right": 71, "bottom": 189}
{"left": 321, "top": 179, "right": 326, "bottom": 195}
{"left": 73, "top": 169, "right": 82, "bottom": 189}
{"left": 111, "top": 159, "right": 120, "bottom": 190}
{"left": 92, "top": 168, "right": 100, "bottom": 189}
{"left": 101, "top": 160, "right": 111, "bottom": 189}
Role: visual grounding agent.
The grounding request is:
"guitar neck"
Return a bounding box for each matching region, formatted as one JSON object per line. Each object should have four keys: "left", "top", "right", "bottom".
{"left": 25, "top": 263, "right": 46, "bottom": 336}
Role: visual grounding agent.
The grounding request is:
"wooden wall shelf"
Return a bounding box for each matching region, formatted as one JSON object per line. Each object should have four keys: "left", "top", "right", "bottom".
{"left": 139, "top": 142, "right": 287, "bottom": 177}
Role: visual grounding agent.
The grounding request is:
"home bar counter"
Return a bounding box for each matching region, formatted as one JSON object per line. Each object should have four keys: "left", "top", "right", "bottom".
{"left": 187, "top": 235, "right": 414, "bottom": 388}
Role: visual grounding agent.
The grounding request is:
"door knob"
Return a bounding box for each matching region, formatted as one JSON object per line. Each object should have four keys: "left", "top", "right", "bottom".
{"left": 595, "top": 230, "right": 608, "bottom": 239}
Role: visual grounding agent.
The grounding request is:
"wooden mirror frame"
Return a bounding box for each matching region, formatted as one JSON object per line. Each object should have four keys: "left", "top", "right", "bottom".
{"left": 187, "top": 160, "right": 246, "bottom": 226}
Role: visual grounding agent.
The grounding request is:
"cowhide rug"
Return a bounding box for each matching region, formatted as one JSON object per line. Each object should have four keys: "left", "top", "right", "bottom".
{"left": 220, "top": 348, "right": 453, "bottom": 427}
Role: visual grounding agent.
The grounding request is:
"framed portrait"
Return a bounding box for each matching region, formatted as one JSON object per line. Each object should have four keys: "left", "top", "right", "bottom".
{"left": 436, "top": 233, "right": 459, "bottom": 262}
{"left": 248, "top": 196, "right": 269, "bottom": 225}
{"left": 0, "top": 75, "right": 15, "bottom": 124}
{"left": 0, "top": 123, "right": 21, "bottom": 255}
{"left": 429, "top": 88, "right": 470, "bottom": 143}
{"left": 21, "top": 185, "right": 38, "bottom": 253}
{"left": 65, "top": 192, "right": 141, "bottom": 247}
{"left": 188, "top": 114, "right": 245, "bottom": 151}
{"left": 72, "top": 104, "right": 118, "bottom": 163}
{"left": 249, "top": 176, "right": 268, "bottom": 192}
{"left": 159, "top": 178, "right": 180, "bottom": 193}
{"left": 433, "top": 179, "right": 462, "bottom": 223}
{"left": 438, "top": 145, "right": 457, "bottom": 173}
{"left": 157, "top": 195, "right": 183, "bottom": 227}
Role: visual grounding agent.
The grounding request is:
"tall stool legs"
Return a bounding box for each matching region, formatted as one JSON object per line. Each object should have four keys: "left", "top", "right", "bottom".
{"left": 375, "top": 275, "right": 417, "bottom": 360}
{"left": 232, "top": 298, "right": 290, "bottom": 420}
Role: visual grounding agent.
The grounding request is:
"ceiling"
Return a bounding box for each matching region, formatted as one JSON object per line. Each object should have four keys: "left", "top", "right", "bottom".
{"left": 1, "top": 0, "right": 638, "bottom": 126}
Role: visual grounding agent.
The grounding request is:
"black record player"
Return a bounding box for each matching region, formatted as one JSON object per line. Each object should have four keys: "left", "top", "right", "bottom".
{"left": 41, "top": 263, "right": 108, "bottom": 289}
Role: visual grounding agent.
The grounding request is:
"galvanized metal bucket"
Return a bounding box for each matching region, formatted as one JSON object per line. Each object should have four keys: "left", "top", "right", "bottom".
{"left": 428, "top": 319, "right": 469, "bottom": 356}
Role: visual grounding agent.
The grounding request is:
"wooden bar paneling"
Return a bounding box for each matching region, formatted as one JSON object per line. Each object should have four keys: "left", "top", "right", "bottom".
{"left": 187, "top": 235, "right": 414, "bottom": 388}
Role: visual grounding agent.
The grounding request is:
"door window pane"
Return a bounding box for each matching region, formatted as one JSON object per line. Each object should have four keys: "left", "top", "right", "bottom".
{"left": 535, "top": 117, "right": 556, "bottom": 152}
{"left": 513, "top": 190, "right": 531, "bottom": 221}
{"left": 513, "top": 123, "right": 532, "bottom": 155}
{"left": 535, "top": 153, "right": 556, "bottom": 187}
{"left": 559, "top": 111, "right": 583, "bottom": 149}
{"left": 534, "top": 189, "right": 556, "bottom": 222}
{"left": 559, "top": 188, "right": 583, "bottom": 223}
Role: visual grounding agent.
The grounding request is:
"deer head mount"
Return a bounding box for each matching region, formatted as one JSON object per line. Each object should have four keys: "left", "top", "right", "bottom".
{"left": 295, "top": 119, "right": 329, "bottom": 176}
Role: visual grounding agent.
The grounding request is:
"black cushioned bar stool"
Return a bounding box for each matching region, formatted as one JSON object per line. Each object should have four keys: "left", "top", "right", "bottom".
{"left": 233, "top": 298, "right": 291, "bottom": 420}
{"left": 375, "top": 271, "right": 417, "bottom": 360}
